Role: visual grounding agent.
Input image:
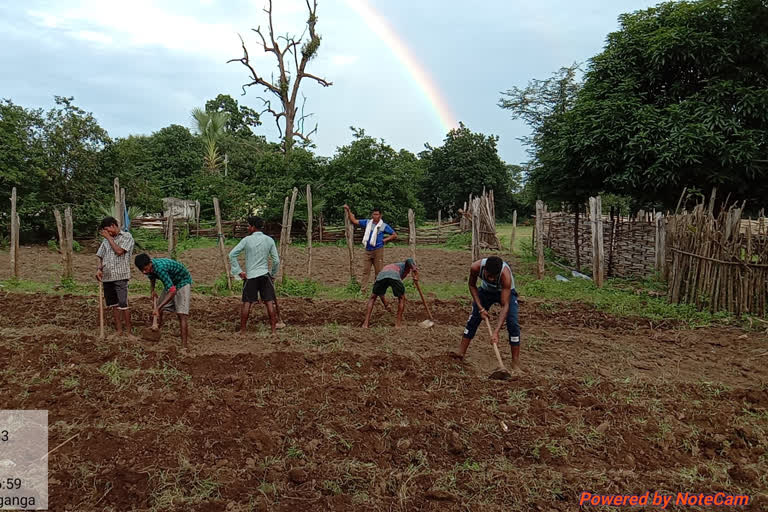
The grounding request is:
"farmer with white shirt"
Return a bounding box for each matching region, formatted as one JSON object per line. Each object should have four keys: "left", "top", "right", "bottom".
{"left": 343, "top": 204, "right": 398, "bottom": 292}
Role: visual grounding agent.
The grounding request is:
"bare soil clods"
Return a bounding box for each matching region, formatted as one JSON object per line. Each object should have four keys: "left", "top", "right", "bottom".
{"left": 1, "top": 292, "right": 767, "bottom": 510}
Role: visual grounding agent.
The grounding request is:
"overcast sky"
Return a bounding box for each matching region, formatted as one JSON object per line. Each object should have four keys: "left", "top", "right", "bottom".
{"left": 0, "top": 0, "right": 660, "bottom": 164}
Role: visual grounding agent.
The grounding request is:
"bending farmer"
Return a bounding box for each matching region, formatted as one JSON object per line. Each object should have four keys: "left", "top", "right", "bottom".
{"left": 454, "top": 256, "right": 521, "bottom": 370}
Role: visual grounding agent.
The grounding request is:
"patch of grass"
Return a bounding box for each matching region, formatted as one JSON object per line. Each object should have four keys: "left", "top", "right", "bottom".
{"left": 98, "top": 360, "right": 132, "bottom": 388}
{"left": 517, "top": 275, "right": 723, "bottom": 326}
{"left": 442, "top": 232, "right": 471, "bottom": 250}
{"left": 276, "top": 276, "right": 320, "bottom": 297}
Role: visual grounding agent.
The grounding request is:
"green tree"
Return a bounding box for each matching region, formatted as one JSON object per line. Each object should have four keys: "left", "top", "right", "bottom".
{"left": 321, "top": 128, "right": 424, "bottom": 226}
{"left": 205, "top": 94, "right": 261, "bottom": 138}
{"left": 0, "top": 100, "right": 46, "bottom": 228}
{"left": 191, "top": 108, "right": 230, "bottom": 172}
{"left": 420, "top": 123, "right": 512, "bottom": 218}
{"left": 510, "top": 0, "right": 768, "bottom": 208}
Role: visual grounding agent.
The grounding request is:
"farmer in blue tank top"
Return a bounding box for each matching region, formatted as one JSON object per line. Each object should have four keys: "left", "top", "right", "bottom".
{"left": 452, "top": 256, "right": 521, "bottom": 370}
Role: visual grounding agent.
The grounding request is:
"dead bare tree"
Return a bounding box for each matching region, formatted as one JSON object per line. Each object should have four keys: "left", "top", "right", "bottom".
{"left": 229, "top": 0, "right": 332, "bottom": 153}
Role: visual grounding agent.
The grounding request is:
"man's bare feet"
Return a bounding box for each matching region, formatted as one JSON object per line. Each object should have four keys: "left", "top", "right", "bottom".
{"left": 449, "top": 351, "right": 464, "bottom": 361}
{"left": 276, "top": 322, "right": 286, "bottom": 329}
{"left": 362, "top": 323, "right": 370, "bottom": 329}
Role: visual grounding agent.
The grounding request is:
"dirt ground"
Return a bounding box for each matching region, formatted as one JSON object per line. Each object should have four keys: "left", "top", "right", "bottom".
{"left": 0, "top": 244, "right": 471, "bottom": 286}
{"left": 1, "top": 291, "right": 767, "bottom": 511}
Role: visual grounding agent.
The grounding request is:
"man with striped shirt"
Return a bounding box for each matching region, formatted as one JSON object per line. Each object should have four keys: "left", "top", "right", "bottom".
{"left": 134, "top": 253, "right": 193, "bottom": 347}
{"left": 95, "top": 217, "right": 135, "bottom": 337}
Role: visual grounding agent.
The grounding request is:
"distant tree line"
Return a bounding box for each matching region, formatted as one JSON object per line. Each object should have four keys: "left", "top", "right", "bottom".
{"left": 1, "top": 94, "right": 524, "bottom": 240}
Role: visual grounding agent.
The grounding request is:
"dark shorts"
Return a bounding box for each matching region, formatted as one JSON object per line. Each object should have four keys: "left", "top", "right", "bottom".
{"left": 242, "top": 275, "right": 276, "bottom": 303}
{"left": 372, "top": 277, "right": 405, "bottom": 298}
{"left": 103, "top": 279, "right": 129, "bottom": 309}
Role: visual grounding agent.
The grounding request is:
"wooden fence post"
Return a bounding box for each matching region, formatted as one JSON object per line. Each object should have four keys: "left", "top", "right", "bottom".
{"left": 54, "top": 209, "right": 65, "bottom": 277}
{"left": 510, "top": 210, "right": 517, "bottom": 255}
{"left": 655, "top": 211, "right": 666, "bottom": 276}
{"left": 471, "top": 201, "right": 481, "bottom": 262}
{"left": 279, "top": 195, "right": 290, "bottom": 265}
{"left": 408, "top": 208, "right": 416, "bottom": 263}
{"left": 282, "top": 187, "right": 299, "bottom": 283}
{"left": 10, "top": 187, "right": 19, "bottom": 279}
{"left": 64, "top": 207, "right": 74, "bottom": 281}
{"left": 589, "top": 196, "right": 605, "bottom": 287}
{"left": 195, "top": 200, "right": 201, "bottom": 237}
{"left": 120, "top": 188, "right": 126, "bottom": 229}
{"left": 113, "top": 178, "right": 122, "bottom": 229}
{"left": 306, "top": 184, "right": 313, "bottom": 278}
{"left": 213, "top": 198, "right": 232, "bottom": 290}
{"left": 535, "top": 200, "right": 545, "bottom": 279}
{"left": 167, "top": 213, "right": 175, "bottom": 258}
{"left": 437, "top": 210, "right": 441, "bottom": 244}
{"left": 345, "top": 210, "right": 355, "bottom": 282}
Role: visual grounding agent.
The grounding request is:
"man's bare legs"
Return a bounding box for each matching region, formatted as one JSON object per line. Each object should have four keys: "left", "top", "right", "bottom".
{"left": 178, "top": 313, "right": 189, "bottom": 347}
{"left": 362, "top": 294, "right": 377, "bottom": 328}
{"left": 239, "top": 302, "right": 253, "bottom": 333}
{"left": 111, "top": 307, "right": 123, "bottom": 335}
{"left": 265, "top": 301, "right": 277, "bottom": 335}
{"left": 395, "top": 296, "right": 406, "bottom": 328}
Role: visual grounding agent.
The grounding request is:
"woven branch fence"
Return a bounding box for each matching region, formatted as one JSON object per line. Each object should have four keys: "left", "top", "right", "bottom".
{"left": 668, "top": 198, "right": 768, "bottom": 316}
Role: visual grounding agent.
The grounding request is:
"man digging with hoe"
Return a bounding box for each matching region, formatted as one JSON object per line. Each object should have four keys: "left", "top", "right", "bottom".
{"left": 452, "top": 256, "right": 521, "bottom": 379}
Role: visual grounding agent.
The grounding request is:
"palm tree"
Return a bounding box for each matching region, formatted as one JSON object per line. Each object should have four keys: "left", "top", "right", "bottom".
{"left": 191, "top": 108, "right": 230, "bottom": 172}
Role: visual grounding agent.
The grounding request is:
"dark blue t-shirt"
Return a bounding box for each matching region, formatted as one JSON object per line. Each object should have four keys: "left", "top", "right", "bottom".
{"left": 359, "top": 219, "right": 395, "bottom": 251}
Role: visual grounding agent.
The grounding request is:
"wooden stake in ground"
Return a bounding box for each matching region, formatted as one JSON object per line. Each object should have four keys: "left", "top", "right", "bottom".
{"left": 535, "top": 200, "right": 545, "bottom": 279}
{"left": 63, "top": 207, "right": 74, "bottom": 280}
{"left": 120, "top": 188, "right": 126, "bottom": 227}
{"left": 167, "top": 212, "right": 175, "bottom": 258}
{"left": 213, "top": 197, "right": 232, "bottom": 290}
{"left": 195, "top": 200, "right": 201, "bottom": 237}
{"left": 10, "top": 187, "right": 19, "bottom": 279}
{"left": 98, "top": 281, "right": 105, "bottom": 340}
{"left": 278, "top": 195, "right": 290, "bottom": 266}
{"left": 306, "top": 184, "right": 313, "bottom": 278}
{"left": 437, "top": 210, "right": 441, "bottom": 244}
{"left": 510, "top": 210, "right": 517, "bottom": 255}
{"left": 408, "top": 208, "right": 416, "bottom": 264}
{"left": 53, "top": 209, "right": 66, "bottom": 279}
{"left": 589, "top": 196, "right": 605, "bottom": 287}
{"left": 282, "top": 187, "right": 299, "bottom": 283}
{"left": 471, "top": 203, "right": 480, "bottom": 262}
{"left": 113, "top": 178, "right": 122, "bottom": 229}
{"left": 344, "top": 209, "right": 355, "bottom": 282}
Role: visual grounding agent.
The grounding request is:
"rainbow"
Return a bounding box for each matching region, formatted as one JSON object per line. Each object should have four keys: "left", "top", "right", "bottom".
{"left": 344, "top": 0, "right": 459, "bottom": 134}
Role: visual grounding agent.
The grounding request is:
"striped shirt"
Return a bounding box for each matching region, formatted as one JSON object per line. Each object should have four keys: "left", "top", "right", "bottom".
{"left": 147, "top": 258, "right": 193, "bottom": 290}
{"left": 96, "top": 232, "right": 135, "bottom": 282}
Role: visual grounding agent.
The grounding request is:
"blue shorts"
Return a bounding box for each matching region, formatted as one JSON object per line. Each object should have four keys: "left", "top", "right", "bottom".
{"left": 463, "top": 287, "right": 521, "bottom": 346}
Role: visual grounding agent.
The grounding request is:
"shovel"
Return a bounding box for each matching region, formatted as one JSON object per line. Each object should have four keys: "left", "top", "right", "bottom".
{"left": 141, "top": 296, "right": 162, "bottom": 342}
{"left": 485, "top": 317, "right": 511, "bottom": 380}
{"left": 414, "top": 280, "right": 434, "bottom": 329}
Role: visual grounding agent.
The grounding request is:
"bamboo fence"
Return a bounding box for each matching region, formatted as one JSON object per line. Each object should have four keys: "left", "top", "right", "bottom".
{"left": 668, "top": 199, "right": 768, "bottom": 316}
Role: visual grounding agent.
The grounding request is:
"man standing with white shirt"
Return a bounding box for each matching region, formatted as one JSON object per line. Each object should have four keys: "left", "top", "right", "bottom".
{"left": 343, "top": 204, "right": 398, "bottom": 292}
{"left": 229, "top": 216, "right": 280, "bottom": 335}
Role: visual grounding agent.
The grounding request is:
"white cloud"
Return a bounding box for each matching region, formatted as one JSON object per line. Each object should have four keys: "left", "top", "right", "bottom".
{"left": 26, "top": 0, "right": 254, "bottom": 61}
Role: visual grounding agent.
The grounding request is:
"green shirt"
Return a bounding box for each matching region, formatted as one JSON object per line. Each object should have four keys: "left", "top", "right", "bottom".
{"left": 148, "top": 258, "right": 192, "bottom": 290}
{"left": 229, "top": 231, "right": 280, "bottom": 279}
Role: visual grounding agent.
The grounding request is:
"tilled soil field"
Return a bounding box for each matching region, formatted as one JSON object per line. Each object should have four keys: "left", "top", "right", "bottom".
{"left": 1, "top": 292, "right": 767, "bottom": 511}
{"left": 0, "top": 244, "right": 470, "bottom": 286}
